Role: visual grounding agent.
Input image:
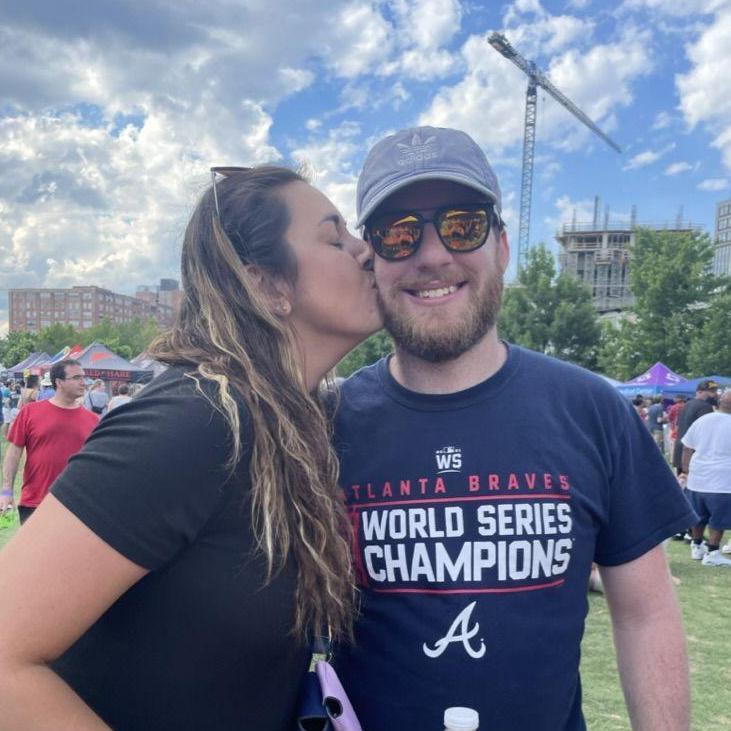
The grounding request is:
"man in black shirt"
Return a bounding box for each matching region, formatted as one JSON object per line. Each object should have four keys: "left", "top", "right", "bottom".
{"left": 672, "top": 380, "right": 719, "bottom": 475}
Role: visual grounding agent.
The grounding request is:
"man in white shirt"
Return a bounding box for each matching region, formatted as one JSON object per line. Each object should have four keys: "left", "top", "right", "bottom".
{"left": 682, "top": 390, "right": 731, "bottom": 566}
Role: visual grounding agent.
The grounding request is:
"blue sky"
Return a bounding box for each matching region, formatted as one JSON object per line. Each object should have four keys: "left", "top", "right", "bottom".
{"left": 1, "top": 0, "right": 730, "bottom": 334}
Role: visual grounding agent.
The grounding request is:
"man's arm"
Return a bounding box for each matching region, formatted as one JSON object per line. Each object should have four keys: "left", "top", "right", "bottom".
{"left": 1, "top": 443, "right": 23, "bottom": 510}
{"left": 681, "top": 446, "right": 694, "bottom": 475}
{"left": 600, "top": 545, "right": 689, "bottom": 731}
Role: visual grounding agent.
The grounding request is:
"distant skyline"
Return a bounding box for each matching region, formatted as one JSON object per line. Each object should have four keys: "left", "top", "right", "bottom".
{"left": 2, "top": 0, "right": 731, "bottom": 333}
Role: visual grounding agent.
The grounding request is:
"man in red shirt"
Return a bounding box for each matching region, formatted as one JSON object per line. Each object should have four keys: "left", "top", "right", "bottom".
{"left": 1, "top": 359, "right": 99, "bottom": 524}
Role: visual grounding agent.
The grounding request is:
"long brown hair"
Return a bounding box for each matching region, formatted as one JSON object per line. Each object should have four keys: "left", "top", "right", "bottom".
{"left": 150, "top": 166, "right": 354, "bottom": 640}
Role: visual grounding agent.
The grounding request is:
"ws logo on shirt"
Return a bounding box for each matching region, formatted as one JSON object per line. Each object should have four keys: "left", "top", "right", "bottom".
{"left": 435, "top": 446, "right": 462, "bottom": 474}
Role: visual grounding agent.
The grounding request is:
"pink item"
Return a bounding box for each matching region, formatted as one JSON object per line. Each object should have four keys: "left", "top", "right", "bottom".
{"left": 315, "top": 661, "right": 363, "bottom": 731}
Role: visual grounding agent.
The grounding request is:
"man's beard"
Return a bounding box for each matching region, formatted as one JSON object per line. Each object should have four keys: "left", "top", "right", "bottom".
{"left": 378, "top": 273, "right": 504, "bottom": 363}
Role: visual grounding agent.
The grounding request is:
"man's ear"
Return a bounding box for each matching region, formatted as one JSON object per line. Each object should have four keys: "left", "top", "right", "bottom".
{"left": 243, "top": 264, "right": 293, "bottom": 316}
{"left": 498, "top": 228, "right": 510, "bottom": 273}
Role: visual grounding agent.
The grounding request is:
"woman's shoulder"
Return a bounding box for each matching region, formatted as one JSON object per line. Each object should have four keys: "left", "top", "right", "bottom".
{"left": 125, "top": 366, "right": 252, "bottom": 437}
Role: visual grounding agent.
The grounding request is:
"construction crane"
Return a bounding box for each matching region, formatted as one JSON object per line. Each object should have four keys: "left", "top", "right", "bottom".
{"left": 487, "top": 32, "right": 622, "bottom": 270}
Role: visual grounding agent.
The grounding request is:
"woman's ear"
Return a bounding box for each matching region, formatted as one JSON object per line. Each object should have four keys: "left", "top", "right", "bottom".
{"left": 243, "top": 264, "right": 293, "bottom": 317}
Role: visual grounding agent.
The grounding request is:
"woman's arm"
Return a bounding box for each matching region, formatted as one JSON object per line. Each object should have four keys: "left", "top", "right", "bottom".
{"left": 0, "top": 495, "right": 148, "bottom": 730}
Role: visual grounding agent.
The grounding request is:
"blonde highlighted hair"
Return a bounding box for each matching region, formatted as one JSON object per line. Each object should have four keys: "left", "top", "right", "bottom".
{"left": 151, "top": 166, "right": 354, "bottom": 640}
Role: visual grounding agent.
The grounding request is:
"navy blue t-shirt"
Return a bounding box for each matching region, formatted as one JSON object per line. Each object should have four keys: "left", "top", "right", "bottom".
{"left": 333, "top": 345, "right": 695, "bottom": 731}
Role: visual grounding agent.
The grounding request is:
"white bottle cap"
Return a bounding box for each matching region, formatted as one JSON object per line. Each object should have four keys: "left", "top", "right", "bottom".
{"left": 444, "top": 706, "right": 479, "bottom": 730}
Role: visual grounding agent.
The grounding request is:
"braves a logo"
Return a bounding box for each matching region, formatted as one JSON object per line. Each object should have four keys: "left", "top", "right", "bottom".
{"left": 423, "top": 601, "right": 486, "bottom": 659}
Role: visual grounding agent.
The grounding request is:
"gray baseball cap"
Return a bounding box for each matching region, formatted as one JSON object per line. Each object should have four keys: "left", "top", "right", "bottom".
{"left": 356, "top": 126, "right": 502, "bottom": 227}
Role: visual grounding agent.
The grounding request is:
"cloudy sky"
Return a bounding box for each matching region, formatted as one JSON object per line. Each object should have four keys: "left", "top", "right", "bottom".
{"left": 1, "top": 0, "right": 730, "bottom": 333}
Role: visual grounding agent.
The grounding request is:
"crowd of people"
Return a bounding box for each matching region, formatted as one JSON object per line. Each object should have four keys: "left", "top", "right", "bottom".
{"left": 634, "top": 382, "right": 731, "bottom": 567}
{"left": 1, "top": 371, "right": 143, "bottom": 524}
{"left": 0, "top": 125, "right": 715, "bottom": 730}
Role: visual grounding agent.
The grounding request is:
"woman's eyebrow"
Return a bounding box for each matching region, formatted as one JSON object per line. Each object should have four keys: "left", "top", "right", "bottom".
{"left": 319, "top": 214, "right": 341, "bottom": 227}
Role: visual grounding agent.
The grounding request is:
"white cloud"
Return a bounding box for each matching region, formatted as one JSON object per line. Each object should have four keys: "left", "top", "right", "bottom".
{"left": 391, "top": 0, "right": 463, "bottom": 50}
{"left": 503, "top": 1, "right": 595, "bottom": 56}
{"left": 550, "top": 195, "right": 598, "bottom": 230}
{"left": 327, "top": 0, "right": 462, "bottom": 82}
{"left": 652, "top": 110, "right": 673, "bottom": 129}
{"left": 697, "top": 178, "right": 729, "bottom": 191}
{"left": 0, "top": 0, "right": 356, "bottom": 326}
{"left": 328, "top": 2, "right": 395, "bottom": 78}
{"left": 621, "top": 0, "right": 729, "bottom": 16}
{"left": 664, "top": 161, "right": 694, "bottom": 175}
{"left": 676, "top": 6, "right": 731, "bottom": 170}
{"left": 0, "top": 0, "right": 464, "bottom": 326}
{"left": 623, "top": 143, "right": 676, "bottom": 170}
{"left": 290, "top": 122, "right": 363, "bottom": 227}
{"left": 421, "top": 18, "right": 651, "bottom": 155}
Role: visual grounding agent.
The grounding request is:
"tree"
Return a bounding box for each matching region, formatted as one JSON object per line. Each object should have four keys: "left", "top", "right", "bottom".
{"left": 337, "top": 331, "right": 393, "bottom": 378}
{"left": 499, "top": 245, "right": 601, "bottom": 369}
{"left": 0, "top": 331, "right": 37, "bottom": 369}
{"left": 79, "top": 318, "right": 161, "bottom": 359}
{"left": 687, "top": 291, "right": 731, "bottom": 376}
{"left": 0, "top": 317, "right": 161, "bottom": 373}
{"left": 35, "top": 323, "right": 80, "bottom": 356}
{"left": 598, "top": 227, "right": 723, "bottom": 378}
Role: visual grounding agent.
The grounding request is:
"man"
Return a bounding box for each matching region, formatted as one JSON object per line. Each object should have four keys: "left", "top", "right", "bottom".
{"left": 682, "top": 390, "right": 731, "bottom": 566}
{"left": 333, "top": 127, "right": 695, "bottom": 731}
{"left": 646, "top": 395, "right": 666, "bottom": 449}
{"left": 106, "top": 382, "right": 133, "bottom": 412}
{"left": 1, "top": 359, "right": 98, "bottom": 524}
{"left": 667, "top": 395, "right": 686, "bottom": 454}
{"left": 672, "top": 380, "right": 719, "bottom": 475}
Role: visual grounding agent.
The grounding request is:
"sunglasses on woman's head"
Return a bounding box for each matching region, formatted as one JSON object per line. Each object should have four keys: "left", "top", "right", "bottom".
{"left": 364, "top": 203, "right": 502, "bottom": 261}
{"left": 210, "top": 166, "right": 252, "bottom": 220}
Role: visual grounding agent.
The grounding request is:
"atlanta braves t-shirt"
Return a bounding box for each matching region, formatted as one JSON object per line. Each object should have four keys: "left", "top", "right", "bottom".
{"left": 333, "top": 345, "right": 695, "bottom": 731}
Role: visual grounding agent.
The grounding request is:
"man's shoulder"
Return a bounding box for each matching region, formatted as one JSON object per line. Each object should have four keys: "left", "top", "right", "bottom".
{"left": 691, "top": 410, "right": 727, "bottom": 430}
{"left": 509, "top": 345, "right": 619, "bottom": 397}
{"left": 20, "top": 399, "right": 51, "bottom": 416}
{"left": 339, "top": 360, "right": 384, "bottom": 394}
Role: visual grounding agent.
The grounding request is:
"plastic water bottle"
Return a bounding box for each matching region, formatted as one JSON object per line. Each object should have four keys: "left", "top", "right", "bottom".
{"left": 444, "top": 707, "right": 479, "bottom": 731}
{"left": 0, "top": 506, "right": 18, "bottom": 531}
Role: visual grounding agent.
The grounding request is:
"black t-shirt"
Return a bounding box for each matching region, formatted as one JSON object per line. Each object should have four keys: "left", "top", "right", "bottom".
{"left": 676, "top": 397, "right": 714, "bottom": 439}
{"left": 51, "top": 367, "right": 307, "bottom": 730}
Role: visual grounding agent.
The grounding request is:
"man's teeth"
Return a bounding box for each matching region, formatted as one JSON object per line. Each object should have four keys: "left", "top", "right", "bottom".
{"left": 415, "top": 285, "right": 458, "bottom": 299}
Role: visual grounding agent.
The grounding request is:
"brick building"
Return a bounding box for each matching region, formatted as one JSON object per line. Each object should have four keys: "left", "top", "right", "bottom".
{"left": 135, "top": 278, "right": 183, "bottom": 317}
{"left": 9, "top": 286, "right": 174, "bottom": 333}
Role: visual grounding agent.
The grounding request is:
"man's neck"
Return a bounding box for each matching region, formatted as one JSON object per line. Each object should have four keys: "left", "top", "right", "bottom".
{"left": 50, "top": 394, "right": 80, "bottom": 409}
{"left": 389, "top": 329, "right": 507, "bottom": 395}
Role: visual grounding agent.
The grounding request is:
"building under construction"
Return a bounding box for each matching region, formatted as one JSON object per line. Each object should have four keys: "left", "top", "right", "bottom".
{"left": 556, "top": 200, "right": 703, "bottom": 315}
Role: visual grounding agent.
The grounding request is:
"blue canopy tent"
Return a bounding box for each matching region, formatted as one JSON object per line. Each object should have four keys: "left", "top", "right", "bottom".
{"left": 597, "top": 374, "right": 622, "bottom": 387}
{"left": 662, "top": 375, "right": 731, "bottom": 397}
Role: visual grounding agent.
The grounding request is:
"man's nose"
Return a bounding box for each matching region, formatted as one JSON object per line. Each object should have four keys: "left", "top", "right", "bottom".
{"left": 413, "top": 222, "right": 454, "bottom": 268}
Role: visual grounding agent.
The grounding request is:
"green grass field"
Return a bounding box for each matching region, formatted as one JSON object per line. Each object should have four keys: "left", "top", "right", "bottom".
{"left": 1, "top": 465, "right": 729, "bottom": 728}
{"left": 581, "top": 539, "right": 731, "bottom": 730}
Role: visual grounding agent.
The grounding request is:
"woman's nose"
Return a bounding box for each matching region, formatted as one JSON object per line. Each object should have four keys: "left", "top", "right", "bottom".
{"left": 350, "top": 233, "right": 374, "bottom": 271}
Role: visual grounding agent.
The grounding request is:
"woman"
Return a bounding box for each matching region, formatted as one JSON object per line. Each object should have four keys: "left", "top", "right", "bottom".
{"left": 19, "top": 374, "right": 39, "bottom": 409}
{"left": 83, "top": 379, "right": 109, "bottom": 414}
{"left": 0, "top": 166, "right": 381, "bottom": 730}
